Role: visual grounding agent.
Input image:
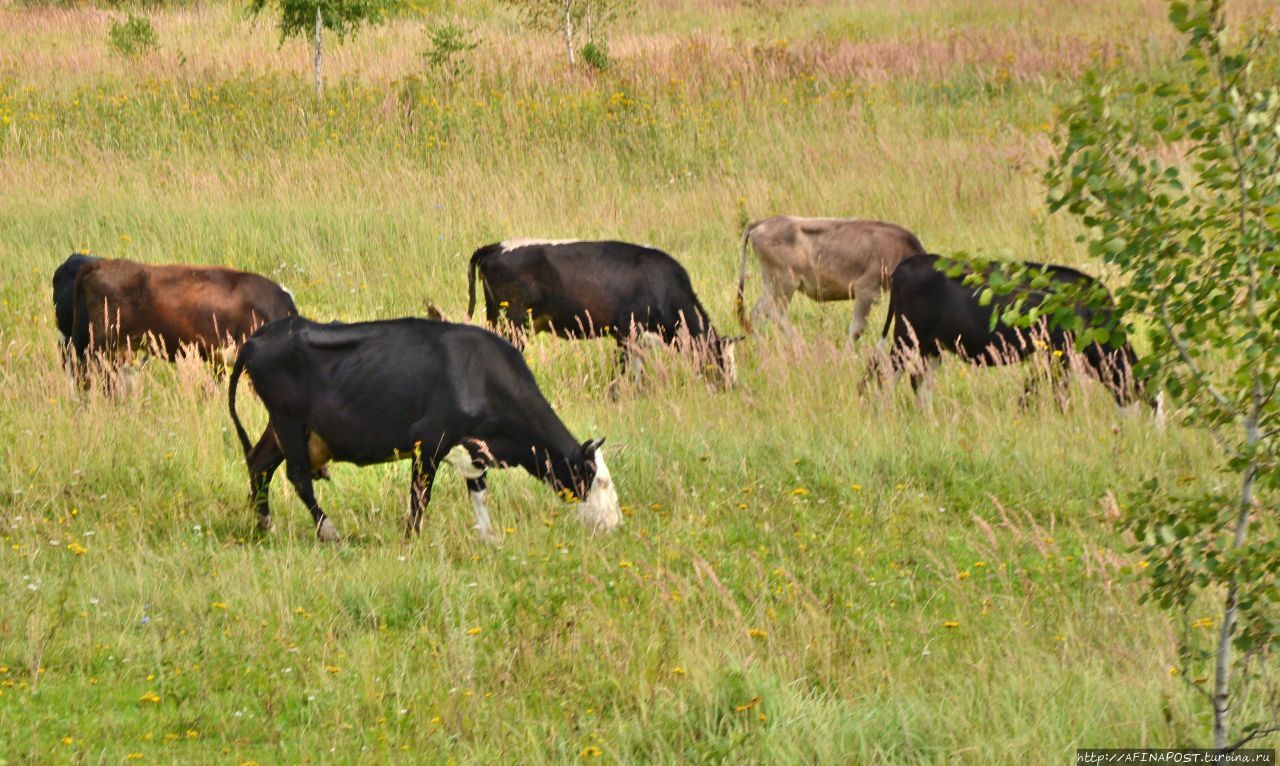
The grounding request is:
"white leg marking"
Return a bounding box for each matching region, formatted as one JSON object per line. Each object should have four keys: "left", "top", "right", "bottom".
{"left": 470, "top": 488, "right": 499, "bottom": 542}
{"left": 579, "top": 450, "right": 622, "bottom": 532}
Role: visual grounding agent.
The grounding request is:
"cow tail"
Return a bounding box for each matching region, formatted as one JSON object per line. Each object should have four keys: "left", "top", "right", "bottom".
{"left": 735, "top": 222, "right": 755, "bottom": 332}
{"left": 70, "top": 264, "right": 95, "bottom": 362}
{"left": 880, "top": 278, "right": 897, "bottom": 340}
{"left": 227, "top": 349, "right": 254, "bottom": 460}
{"left": 467, "top": 246, "right": 489, "bottom": 319}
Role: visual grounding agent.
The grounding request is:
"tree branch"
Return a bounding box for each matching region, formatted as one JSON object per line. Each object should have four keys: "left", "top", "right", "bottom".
{"left": 1226, "top": 724, "right": 1280, "bottom": 751}
{"left": 1159, "top": 307, "right": 1242, "bottom": 420}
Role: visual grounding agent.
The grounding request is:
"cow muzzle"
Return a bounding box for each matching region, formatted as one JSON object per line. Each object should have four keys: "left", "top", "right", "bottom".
{"left": 578, "top": 450, "right": 622, "bottom": 532}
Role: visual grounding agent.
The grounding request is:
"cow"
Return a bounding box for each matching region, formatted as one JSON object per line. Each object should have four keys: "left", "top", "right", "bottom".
{"left": 52, "top": 252, "right": 100, "bottom": 364}
{"left": 227, "top": 315, "right": 622, "bottom": 542}
{"left": 735, "top": 216, "right": 926, "bottom": 340}
{"left": 70, "top": 258, "right": 297, "bottom": 373}
{"left": 467, "top": 239, "right": 740, "bottom": 388}
{"left": 880, "top": 253, "right": 1143, "bottom": 406}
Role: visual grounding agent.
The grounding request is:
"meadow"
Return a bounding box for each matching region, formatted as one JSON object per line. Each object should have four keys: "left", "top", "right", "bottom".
{"left": 0, "top": 0, "right": 1276, "bottom": 762}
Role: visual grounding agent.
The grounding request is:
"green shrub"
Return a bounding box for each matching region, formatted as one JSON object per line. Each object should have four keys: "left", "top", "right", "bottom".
{"left": 108, "top": 14, "right": 159, "bottom": 57}
{"left": 581, "top": 39, "right": 609, "bottom": 71}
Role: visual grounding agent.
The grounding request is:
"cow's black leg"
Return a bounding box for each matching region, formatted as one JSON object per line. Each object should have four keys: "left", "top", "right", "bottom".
{"left": 246, "top": 425, "right": 285, "bottom": 533}
{"left": 405, "top": 456, "right": 436, "bottom": 540}
{"left": 275, "top": 419, "right": 339, "bottom": 542}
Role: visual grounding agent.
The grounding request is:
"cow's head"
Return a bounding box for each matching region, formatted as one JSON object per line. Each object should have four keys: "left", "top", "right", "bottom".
{"left": 552, "top": 437, "right": 622, "bottom": 532}
{"left": 706, "top": 334, "right": 743, "bottom": 389}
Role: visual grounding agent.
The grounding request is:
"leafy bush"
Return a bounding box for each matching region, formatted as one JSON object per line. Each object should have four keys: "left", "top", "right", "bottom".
{"left": 581, "top": 39, "right": 609, "bottom": 71}
{"left": 108, "top": 14, "right": 159, "bottom": 57}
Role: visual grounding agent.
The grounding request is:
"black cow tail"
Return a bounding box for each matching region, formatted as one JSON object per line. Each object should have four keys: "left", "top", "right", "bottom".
{"left": 880, "top": 280, "right": 897, "bottom": 341}
{"left": 227, "top": 349, "right": 254, "bottom": 460}
{"left": 70, "top": 265, "right": 93, "bottom": 363}
{"left": 735, "top": 222, "right": 754, "bottom": 332}
{"left": 467, "top": 246, "right": 489, "bottom": 319}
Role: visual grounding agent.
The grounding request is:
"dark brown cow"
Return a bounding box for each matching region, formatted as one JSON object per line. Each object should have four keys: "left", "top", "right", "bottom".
{"left": 71, "top": 258, "right": 297, "bottom": 370}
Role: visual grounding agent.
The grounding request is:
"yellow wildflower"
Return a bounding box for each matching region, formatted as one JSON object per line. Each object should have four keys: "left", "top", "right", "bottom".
{"left": 139, "top": 691, "right": 160, "bottom": 704}
{"left": 943, "top": 620, "right": 960, "bottom": 629}
{"left": 466, "top": 626, "right": 482, "bottom": 635}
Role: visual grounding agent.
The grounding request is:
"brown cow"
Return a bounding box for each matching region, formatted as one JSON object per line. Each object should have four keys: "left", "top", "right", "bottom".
{"left": 735, "top": 216, "right": 926, "bottom": 340}
{"left": 71, "top": 258, "right": 297, "bottom": 371}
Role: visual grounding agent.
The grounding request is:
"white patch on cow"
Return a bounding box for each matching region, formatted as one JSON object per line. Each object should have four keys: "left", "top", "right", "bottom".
{"left": 578, "top": 450, "right": 622, "bottom": 532}
{"left": 280, "top": 285, "right": 296, "bottom": 302}
{"left": 499, "top": 238, "right": 581, "bottom": 253}
{"left": 443, "top": 445, "right": 485, "bottom": 479}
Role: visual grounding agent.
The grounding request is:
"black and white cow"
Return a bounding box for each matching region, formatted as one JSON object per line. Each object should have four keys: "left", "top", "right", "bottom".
{"left": 228, "top": 316, "right": 621, "bottom": 542}
{"left": 52, "top": 252, "right": 100, "bottom": 362}
{"left": 467, "top": 239, "right": 739, "bottom": 387}
{"left": 881, "top": 254, "right": 1143, "bottom": 405}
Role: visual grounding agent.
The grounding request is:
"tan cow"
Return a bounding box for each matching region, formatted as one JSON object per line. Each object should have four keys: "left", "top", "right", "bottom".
{"left": 735, "top": 216, "right": 926, "bottom": 340}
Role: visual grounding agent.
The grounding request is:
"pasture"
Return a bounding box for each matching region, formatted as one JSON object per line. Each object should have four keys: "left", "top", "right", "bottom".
{"left": 0, "top": 0, "right": 1274, "bottom": 762}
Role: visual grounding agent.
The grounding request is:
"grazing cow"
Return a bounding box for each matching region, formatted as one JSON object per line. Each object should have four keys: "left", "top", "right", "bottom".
{"left": 227, "top": 316, "right": 622, "bottom": 542}
{"left": 52, "top": 253, "right": 100, "bottom": 362}
{"left": 468, "top": 239, "right": 739, "bottom": 387}
{"left": 736, "top": 216, "right": 926, "bottom": 340}
{"left": 881, "top": 254, "right": 1142, "bottom": 405}
{"left": 70, "top": 258, "right": 297, "bottom": 369}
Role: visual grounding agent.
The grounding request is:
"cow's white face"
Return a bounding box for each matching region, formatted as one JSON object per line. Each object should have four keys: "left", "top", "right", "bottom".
{"left": 579, "top": 450, "right": 622, "bottom": 532}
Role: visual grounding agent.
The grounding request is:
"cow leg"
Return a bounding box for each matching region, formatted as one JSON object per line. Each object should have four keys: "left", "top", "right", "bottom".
{"left": 846, "top": 288, "right": 877, "bottom": 344}
{"left": 442, "top": 443, "right": 498, "bottom": 542}
{"left": 751, "top": 271, "right": 797, "bottom": 338}
{"left": 466, "top": 477, "right": 498, "bottom": 542}
{"left": 607, "top": 339, "right": 644, "bottom": 399}
{"left": 275, "top": 420, "right": 339, "bottom": 542}
{"left": 911, "top": 354, "right": 941, "bottom": 407}
{"left": 246, "top": 426, "right": 285, "bottom": 533}
{"left": 405, "top": 456, "right": 436, "bottom": 540}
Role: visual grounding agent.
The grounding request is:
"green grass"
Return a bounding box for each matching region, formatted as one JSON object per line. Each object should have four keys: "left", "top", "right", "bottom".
{"left": 0, "top": 1, "right": 1275, "bottom": 763}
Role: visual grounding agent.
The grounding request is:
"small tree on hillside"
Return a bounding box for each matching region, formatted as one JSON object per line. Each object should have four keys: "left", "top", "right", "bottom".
{"left": 503, "top": 0, "right": 634, "bottom": 67}
{"left": 1041, "top": 0, "right": 1278, "bottom": 749}
{"left": 249, "top": 0, "right": 399, "bottom": 95}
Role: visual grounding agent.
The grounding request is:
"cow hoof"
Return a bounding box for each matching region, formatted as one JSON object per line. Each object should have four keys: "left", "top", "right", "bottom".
{"left": 476, "top": 527, "right": 502, "bottom": 544}
{"left": 316, "top": 519, "right": 340, "bottom": 543}
{"left": 257, "top": 517, "right": 274, "bottom": 533}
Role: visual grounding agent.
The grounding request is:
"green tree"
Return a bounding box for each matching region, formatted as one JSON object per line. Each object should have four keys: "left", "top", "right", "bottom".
{"left": 502, "top": 0, "right": 633, "bottom": 67}
{"left": 248, "top": 0, "right": 399, "bottom": 95}
{"left": 1041, "top": 0, "right": 1279, "bottom": 749}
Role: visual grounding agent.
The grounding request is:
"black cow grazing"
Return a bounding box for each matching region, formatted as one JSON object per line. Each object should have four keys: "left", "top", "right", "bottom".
{"left": 467, "top": 239, "right": 740, "bottom": 388}
{"left": 52, "top": 253, "right": 100, "bottom": 362}
{"left": 881, "top": 254, "right": 1142, "bottom": 406}
{"left": 228, "top": 316, "right": 622, "bottom": 542}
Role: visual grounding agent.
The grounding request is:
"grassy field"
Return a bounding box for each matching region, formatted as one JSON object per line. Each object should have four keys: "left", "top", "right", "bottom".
{"left": 1, "top": 0, "right": 1276, "bottom": 763}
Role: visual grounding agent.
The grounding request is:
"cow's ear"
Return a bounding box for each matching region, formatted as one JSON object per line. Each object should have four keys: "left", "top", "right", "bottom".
{"left": 582, "top": 437, "right": 606, "bottom": 456}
